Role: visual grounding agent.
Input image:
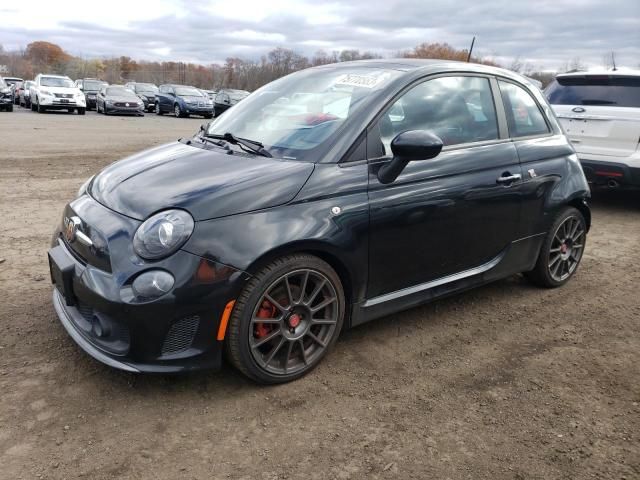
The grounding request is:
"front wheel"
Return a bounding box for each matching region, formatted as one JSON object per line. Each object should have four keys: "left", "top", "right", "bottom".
{"left": 226, "top": 254, "right": 345, "bottom": 384}
{"left": 77, "top": 107, "right": 85, "bottom": 115}
{"left": 174, "top": 104, "right": 183, "bottom": 118}
{"left": 525, "top": 207, "right": 586, "bottom": 288}
{"left": 37, "top": 99, "right": 45, "bottom": 113}
{"left": 155, "top": 103, "right": 162, "bottom": 115}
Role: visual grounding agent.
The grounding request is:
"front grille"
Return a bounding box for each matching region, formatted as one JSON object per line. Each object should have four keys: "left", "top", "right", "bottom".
{"left": 114, "top": 102, "right": 138, "bottom": 107}
{"left": 161, "top": 316, "right": 200, "bottom": 355}
{"left": 54, "top": 93, "right": 73, "bottom": 98}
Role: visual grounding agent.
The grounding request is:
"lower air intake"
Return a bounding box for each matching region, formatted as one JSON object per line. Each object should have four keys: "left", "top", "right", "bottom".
{"left": 161, "top": 315, "right": 200, "bottom": 355}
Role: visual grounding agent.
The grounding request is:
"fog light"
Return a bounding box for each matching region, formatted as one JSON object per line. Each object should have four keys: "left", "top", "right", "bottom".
{"left": 121, "top": 270, "right": 174, "bottom": 303}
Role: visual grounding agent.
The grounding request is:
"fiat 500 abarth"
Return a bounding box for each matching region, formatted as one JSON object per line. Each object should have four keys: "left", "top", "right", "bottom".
{"left": 49, "top": 60, "right": 591, "bottom": 384}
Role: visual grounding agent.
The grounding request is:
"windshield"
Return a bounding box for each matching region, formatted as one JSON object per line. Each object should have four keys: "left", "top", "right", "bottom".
{"left": 107, "top": 87, "right": 137, "bottom": 97}
{"left": 135, "top": 84, "right": 159, "bottom": 93}
{"left": 546, "top": 76, "right": 640, "bottom": 108}
{"left": 41, "top": 77, "right": 74, "bottom": 88}
{"left": 175, "top": 87, "right": 203, "bottom": 96}
{"left": 84, "top": 80, "right": 106, "bottom": 91}
{"left": 207, "top": 67, "right": 400, "bottom": 161}
{"left": 226, "top": 89, "right": 249, "bottom": 101}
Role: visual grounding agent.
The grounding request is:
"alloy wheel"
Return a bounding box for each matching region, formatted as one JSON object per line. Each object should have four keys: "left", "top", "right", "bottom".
{"left": 249, "top": 269, "right": 339, "bottom": 376}
{"left": 548, "top": 215, "right": 585, "bottom": 282}
{"left": 174, "top": 105, "right": 180, "bottom": 117}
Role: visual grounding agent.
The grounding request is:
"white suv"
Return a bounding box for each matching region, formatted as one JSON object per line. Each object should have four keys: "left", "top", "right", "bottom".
{"left": 30, "top": 74, "right": 86, "bottom": 115}
{"left": 546, "top": 69, "right": 640, "bottom": 188}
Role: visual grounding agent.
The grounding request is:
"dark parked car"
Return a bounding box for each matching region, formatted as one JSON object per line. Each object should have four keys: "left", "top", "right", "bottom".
{"left": 155, "top": 84, "right": 213, "bottom": 118}
{"left": 0, "top": 77, "right": 14, "bottom": 111}
{"left": 213, "top": 88, "right": 249, "bottom": 116}
{"left": 19, "top": 80, "right": 35, "bottom": 108}
{"left": 2, "top": 77, "right": 23, "bottom": 105}
{"left": 124, "top": 82, "right": 159, "bottom": 112}
{"left": 48, "top": 60, "right": 591, "bottom": 384}
{"left": 96, "top": 86, "right": 144, "bottom": 116}
{"left": 75, "top": 79, "right": 108, "bottom": 110}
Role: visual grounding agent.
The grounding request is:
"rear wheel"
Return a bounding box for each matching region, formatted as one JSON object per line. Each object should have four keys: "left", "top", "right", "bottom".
{"left": 525, "top": 207, "right": 586, "bottom": 288}
{"left": 226, "top": 254, "right": 345, "bottom": 384}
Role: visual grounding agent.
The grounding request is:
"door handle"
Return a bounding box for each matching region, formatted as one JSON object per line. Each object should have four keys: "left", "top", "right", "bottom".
{"left": 496, "top": 173, "right": 521, "bottom": 184}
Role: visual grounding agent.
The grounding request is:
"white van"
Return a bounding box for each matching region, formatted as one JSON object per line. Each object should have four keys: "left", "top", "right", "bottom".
{"left": 546, "top": 69, "right": 640, "bottom": 188}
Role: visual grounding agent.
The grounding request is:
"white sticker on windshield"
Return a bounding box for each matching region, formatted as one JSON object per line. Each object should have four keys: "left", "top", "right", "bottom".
{"left": 333, "top": 72, "right": 391, "bottom": 89}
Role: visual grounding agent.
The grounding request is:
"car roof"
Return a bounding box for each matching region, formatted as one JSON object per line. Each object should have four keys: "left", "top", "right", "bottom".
{"left": 311, "top": 58, "right": 535, "bottom": 84}
{"left": 39, "top": 74, "right": 70, "bottom": 79}
{"left": 556, "top": 68, "right": 640, "bottom": 78}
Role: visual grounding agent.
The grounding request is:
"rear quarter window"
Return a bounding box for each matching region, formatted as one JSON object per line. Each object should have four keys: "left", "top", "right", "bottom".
{"left": 546, "top": 76, "right": 640, "bottom": 108}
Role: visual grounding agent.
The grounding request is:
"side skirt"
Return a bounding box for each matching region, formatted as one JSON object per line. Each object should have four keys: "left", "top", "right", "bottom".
{"left": 349, "top": 234, "right": 544, "bottom": 328}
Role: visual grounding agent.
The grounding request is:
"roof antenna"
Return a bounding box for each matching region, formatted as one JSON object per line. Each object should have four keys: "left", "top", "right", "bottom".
{"left": 467, "top": 36, "right": 476, "bottom": 62}
{"left": 611, "top": 51, "right": 617, "bottom": 71}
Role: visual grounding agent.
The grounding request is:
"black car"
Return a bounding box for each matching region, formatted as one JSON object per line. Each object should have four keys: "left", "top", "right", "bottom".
{"left": 124, "top": 82, "right": 159, "bottom": 112}
{"left": 49, "top": 60, "right": 591, "bottom": 384}
{"left": 75, "top": 79, "right": 108, "bottom": 110}
{"left": 213, "top": 88, "right": 249, "bottom": 116}
{"left": 155, "top": 84, "right": 214, "bottom": 118}
{"left": 96, "top": 86, "right": 144, "bottom": 116}
{"left": 0, "top": 77, "right": 13, "bottom": 111}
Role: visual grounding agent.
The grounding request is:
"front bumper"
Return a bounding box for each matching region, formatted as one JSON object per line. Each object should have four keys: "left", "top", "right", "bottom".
{"left": 48, "top": 197, "right": 250, "bottom": 372}
{"left": 185, "top": 105, "right": 214, "bottom": 115}
{"left": 0, "top": 95, "right": 13, "bottom": 105}
{"left": 105, "top": 105, "right": 144, "bottom": 115}
{"left": 40, "top": 96, "right": 85, "bottom": 108}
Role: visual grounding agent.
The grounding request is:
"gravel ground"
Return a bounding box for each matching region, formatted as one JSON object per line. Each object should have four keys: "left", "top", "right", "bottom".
{"left": 0, "top": 107, "right": 639, "bottom": 480}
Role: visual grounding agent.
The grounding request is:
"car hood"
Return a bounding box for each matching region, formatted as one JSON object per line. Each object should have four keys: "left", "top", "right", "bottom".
{"left": 90, "top": 141, "right": 315, "bottom": 221}
{"left": 107, "top": 95, "right": 140, "bottom": 102}
{"left": 44, "top": 86, "right": 79, "bottom": 94}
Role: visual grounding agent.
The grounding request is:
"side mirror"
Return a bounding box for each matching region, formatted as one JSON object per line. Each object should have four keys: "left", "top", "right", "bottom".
{"left": 377, "top": 130, "right": 443, "bottom": 184}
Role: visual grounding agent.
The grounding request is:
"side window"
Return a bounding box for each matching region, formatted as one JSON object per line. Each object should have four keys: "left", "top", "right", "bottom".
{"left": 159, "top": 86, "right": 167, "bottom": 94}
{"left": 498, "top": 81, "right": 549, "bottom": 138}
{"left": 373, "top": 76, "right": 499, "bottom": 156}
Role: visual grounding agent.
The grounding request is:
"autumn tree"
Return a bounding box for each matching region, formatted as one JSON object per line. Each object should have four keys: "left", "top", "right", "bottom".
{"left": 25, "top": 41, "right": 71, "bottom": 72}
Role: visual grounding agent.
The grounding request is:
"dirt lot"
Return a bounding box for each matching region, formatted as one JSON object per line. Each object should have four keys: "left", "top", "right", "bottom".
{"left": 0, "top": 107, "right": 638, "bottom": 480}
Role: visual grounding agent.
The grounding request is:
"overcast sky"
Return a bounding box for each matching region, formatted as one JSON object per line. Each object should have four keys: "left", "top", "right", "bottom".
{"left": 1, "top": 0, "right": 639, "bottom": 70}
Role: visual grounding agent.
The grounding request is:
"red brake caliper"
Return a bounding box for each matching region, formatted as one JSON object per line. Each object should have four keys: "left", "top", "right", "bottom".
{"left": 255, "top": 300, "right": 277, "bottom": 338}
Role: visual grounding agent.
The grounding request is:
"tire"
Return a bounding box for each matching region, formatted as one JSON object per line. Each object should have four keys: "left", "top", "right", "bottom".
{"left": 525, "top": 206, "right": 586, "bottom": 288}
{"left": 103, "top": 105, "right": 109, "bottom": 115}
{"left": 7, "top": 104, "right": 13, "bottom": 112}
{"left": 77, "top": 108, "right": 85, "bottom": 115}
{"left": 155, "top": 103, "right": 162, "bottom": 115}
{"left": 31, "top": 100, "right": 36, "bottom": 112}
{"left": 174, "top": 104, "right": 183, "bottom": 118}
{"left": 226, "top": 254, "right": 345, "bottom": 384}
{"left": 37, "top": 100, "right": 45, "bottom": 113}
{"left": 204, "top": 113, "right": 213, "bottom": 119}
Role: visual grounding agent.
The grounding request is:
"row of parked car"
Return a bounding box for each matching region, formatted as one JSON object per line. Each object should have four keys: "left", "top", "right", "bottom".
{"left": 0, "top": 74, "right": 250, "bottom": 118}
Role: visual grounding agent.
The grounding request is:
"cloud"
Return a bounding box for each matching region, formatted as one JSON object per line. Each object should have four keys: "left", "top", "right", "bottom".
{"left": 1, "top": 0, "right": 639, "bottom": 69}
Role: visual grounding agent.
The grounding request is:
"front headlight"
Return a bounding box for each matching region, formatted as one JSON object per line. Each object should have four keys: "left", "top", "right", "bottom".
{"left": 0, "top": 87, "right": 10, "bottom": 94}
{"left": 77, "top": 175, "right": 94, "bottom": 197}
{"left": 133, "top": 209, "right": 194, "bottom": 260}
{"left": 40, "top": 89, "right": 52, "bottom": 96}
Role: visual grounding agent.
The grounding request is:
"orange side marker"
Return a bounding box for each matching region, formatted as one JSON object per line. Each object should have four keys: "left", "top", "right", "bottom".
{"left": 217, "top": 300, "right": 236, "bottom": 341}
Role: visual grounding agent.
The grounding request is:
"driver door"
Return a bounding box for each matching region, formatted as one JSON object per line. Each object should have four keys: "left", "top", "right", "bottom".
{"left": 367, "top": 75, "right": 524, "bottom": 298}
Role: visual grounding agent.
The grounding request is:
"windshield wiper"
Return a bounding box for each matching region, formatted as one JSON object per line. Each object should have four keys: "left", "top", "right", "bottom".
{"left": 204, "top": 132, "right": 272, "bottom": 157}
